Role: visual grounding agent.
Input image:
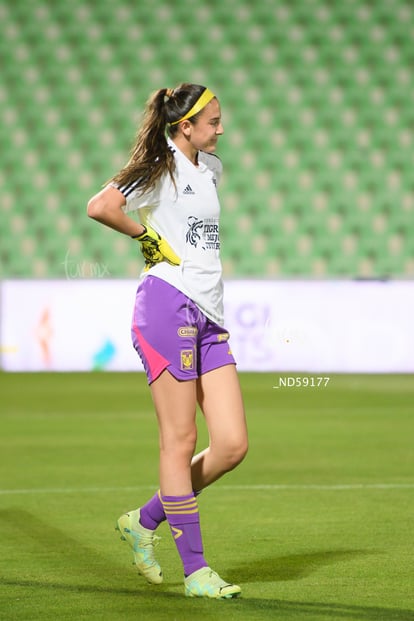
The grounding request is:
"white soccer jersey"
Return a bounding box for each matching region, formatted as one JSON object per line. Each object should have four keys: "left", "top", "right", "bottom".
{"left": 116, "top": 138, "right": 225, "bottom": 325}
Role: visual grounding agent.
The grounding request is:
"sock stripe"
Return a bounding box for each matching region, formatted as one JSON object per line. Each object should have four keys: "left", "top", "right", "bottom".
{"left": 164, "top": 507, "right": 199, "bottom": 515}
{"left": 162, "top": 503, "right": 198, "bottom": 516}
{"left": 161, "top": 495, "right": 195, "bottom": 503}
{"left": 161, "top": 495, "right": 199, "bottom": 516}
{"left": 162, "top": 499, "right": 198, "bottom": 510}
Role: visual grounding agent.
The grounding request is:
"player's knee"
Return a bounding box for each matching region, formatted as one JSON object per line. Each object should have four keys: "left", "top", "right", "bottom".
{"left": 161, "top": 425, "right": 197, "bottom": 459}
{"left": 233, "top": 438, "right": 248, "bottom": 467}
{"left": 179, "top": 428, "right": 198, "bottom": 457}
{"left": 221, "top": 437, "right": 248, "bottom": 472}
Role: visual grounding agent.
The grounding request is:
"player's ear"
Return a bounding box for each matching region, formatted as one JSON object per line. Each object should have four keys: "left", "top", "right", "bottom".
{"left": 180, "top": 120, "right": 193, "bottom": 137}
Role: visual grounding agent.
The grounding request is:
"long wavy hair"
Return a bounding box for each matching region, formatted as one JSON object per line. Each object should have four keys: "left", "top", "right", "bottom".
{"left": 109, "top": 83, "right": 208, "bottom": 193}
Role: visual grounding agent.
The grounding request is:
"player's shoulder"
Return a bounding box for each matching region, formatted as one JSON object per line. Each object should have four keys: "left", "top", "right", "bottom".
{"left": 111, "top": 177, "right": 144, "bottom": 199}
{"left": 199, "top": 150, "right": 223, "bottom": 175}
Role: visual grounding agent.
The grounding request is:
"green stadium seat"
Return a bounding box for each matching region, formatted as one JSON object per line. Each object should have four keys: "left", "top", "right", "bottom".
{"left": 1, "top": 0, "right": 413, "bottom": 278}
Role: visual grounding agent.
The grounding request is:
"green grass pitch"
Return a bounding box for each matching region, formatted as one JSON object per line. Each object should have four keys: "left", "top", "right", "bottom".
{"left": 0, "top": 372, "right": 413, "bottom": 621}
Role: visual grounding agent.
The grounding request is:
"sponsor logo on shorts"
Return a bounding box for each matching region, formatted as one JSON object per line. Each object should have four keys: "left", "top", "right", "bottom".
{"left": 217, "top": 332, "right": 229, "bottom": 342}
{"left": 181, "top": 349, "right": 195, "bottom": 370}
{"left": 177, "top": 326, "right": 198, "bottom": 337}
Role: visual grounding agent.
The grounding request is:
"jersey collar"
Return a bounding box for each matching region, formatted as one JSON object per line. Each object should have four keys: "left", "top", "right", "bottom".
{"left": 167, "top": 137, "right": 207, "bottom": 172}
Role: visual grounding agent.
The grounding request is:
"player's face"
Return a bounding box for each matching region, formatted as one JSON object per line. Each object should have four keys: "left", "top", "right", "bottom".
{"left": 189, "top": 98, "right": 224, "bottom": 153}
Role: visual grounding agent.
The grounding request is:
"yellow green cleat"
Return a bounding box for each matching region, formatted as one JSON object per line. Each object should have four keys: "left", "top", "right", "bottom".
{"left": 184, "top": 567, "right": 241, "bottom": 599}
{"left": 115, "top": 508, "right": 163, "bottom": 584}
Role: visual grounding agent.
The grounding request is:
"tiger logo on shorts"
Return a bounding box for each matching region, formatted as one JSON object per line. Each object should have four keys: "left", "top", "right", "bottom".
{"left": 180, "top": 349, "right": 195, "bottom": 370}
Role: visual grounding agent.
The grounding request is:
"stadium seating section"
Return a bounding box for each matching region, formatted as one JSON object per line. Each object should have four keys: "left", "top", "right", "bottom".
{"left": 1, "top": 0, "right": 413, "bottom": 278}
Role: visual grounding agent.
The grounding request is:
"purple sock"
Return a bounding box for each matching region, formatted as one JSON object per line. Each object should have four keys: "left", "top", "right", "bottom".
{"left": 161, "top": 492, "right": 208, "bottom": 577}
{"left": 139, "top": 489, "right": 202, "bottom": 531}
{"left": 139, "top": 491, "right": 166, "bottom": 530}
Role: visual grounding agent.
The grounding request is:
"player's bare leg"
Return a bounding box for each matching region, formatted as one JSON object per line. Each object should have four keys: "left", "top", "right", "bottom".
{"left": 151, "top": 369, "right": 241, "bottom": 597}
{"left": 150, "top": 370, "right": 197, "bottom": 496}
{"left": 192, "top": 364, "right": 248, "bottom": 490}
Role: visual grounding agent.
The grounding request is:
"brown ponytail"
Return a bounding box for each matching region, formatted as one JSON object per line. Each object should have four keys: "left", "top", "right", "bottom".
{"left": 109, "top": 84, "right": 207, "bottom": 194}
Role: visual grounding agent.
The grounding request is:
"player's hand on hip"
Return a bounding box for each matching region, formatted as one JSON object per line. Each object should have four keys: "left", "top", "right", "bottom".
{"left": 133, "top": 225, "right": 181, "bottom": 270}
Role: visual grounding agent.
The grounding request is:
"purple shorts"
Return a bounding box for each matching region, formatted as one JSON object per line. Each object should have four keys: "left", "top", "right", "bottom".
{"left": 131, "top": 276, "right": 236, "bottom": 384}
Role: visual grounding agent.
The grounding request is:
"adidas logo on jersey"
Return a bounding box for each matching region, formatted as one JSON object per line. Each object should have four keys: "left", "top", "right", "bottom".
{"left": 183, "top": 184, "right": 195, "bottom": 195}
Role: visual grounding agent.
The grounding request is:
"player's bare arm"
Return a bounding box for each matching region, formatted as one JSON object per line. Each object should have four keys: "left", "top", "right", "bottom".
{"left": 87, "top": 185, "right": 145, "bottom": 237}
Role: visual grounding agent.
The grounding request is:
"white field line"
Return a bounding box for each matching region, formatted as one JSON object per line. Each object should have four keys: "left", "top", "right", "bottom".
{"left": 0, "top": 483, "right": 413, "bottom": 496}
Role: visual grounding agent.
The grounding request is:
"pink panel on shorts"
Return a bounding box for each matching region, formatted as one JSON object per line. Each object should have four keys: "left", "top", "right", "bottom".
{"left": 132, "top": 323, "right": 170, "bottom": 383}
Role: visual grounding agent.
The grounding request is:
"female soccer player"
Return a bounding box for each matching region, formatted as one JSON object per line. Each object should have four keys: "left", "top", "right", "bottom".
{"left": 87, "top": 83, "right": 248, "bottom": 599}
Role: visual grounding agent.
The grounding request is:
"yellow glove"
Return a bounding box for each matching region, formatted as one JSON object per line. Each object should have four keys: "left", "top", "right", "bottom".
{"left": 133, "top": 225, "right": 181, "bottom": 271}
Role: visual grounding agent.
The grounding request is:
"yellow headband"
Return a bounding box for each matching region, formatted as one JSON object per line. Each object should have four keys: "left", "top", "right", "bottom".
{"left": 169, "top": 88, "right": 215, "bottom": 125}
